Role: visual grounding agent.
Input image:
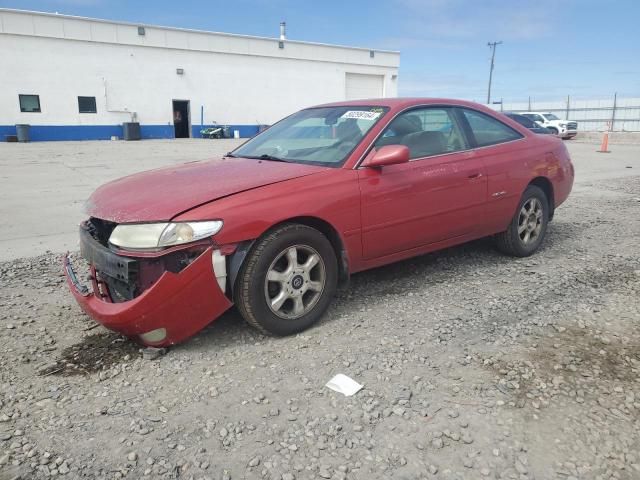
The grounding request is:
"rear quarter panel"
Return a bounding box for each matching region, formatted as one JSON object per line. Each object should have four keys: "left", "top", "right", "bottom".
{"left": 480, "top": 134, "right": 572, "bottom": 234}
{"left": 549, "top": 139, "right": 574, "bottom": 207}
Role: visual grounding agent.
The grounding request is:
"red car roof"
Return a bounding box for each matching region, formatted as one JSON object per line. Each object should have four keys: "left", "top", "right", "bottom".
{"left": 314, "top": 97, "right": 487, "bottom": 110}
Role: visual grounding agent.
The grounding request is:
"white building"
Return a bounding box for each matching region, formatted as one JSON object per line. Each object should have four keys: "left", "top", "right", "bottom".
{"left": 0, "top": 9, "right": 400, "bottom": 141}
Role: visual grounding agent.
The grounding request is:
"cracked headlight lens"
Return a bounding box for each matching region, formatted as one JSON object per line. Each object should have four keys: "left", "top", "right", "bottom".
{"left": 109, "top": 221, "right": 223, "bottom": 249}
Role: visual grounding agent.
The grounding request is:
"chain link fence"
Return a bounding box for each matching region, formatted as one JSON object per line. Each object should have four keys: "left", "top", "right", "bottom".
{"left": 488, "top": 94, "right": 640, "bottom": 132}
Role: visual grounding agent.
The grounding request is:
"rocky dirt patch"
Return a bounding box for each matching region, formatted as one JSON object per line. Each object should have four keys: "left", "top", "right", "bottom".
{"left": 37, "top": 333, "right": 140, "bottom": 377}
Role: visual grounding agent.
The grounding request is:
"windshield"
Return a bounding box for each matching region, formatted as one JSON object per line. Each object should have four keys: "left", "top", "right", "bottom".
{"left": 544, "top": 113, "right": 560, "bottom": 120}
{"left": 231, "top": 106, "right": 389, "bottom": 166}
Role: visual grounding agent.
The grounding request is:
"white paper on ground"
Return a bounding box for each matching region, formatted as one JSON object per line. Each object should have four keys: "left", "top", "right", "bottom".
{"left": 325, "top": 374, "right": 363, "bottom": 396}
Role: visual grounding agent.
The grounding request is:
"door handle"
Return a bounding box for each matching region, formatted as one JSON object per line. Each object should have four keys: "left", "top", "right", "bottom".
{"left": 468, "top": 172, "right": 483, "bottom": 179}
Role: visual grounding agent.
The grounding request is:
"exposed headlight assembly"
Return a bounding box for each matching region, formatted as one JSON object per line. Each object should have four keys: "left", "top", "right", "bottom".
{"left": 109, "top": 221, "right": 223, "bottom": 250}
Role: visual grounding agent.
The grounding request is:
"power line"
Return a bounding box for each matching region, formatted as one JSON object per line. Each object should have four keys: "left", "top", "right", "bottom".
{"left": 487, "top": 41, "right": 502, "bottom": 104}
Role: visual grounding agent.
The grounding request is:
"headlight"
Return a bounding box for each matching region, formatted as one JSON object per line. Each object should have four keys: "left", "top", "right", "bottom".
{"left": 109, "top": 221, "right": 223, "bottom": 249}
{"left": 559, "top": 123, "right": 567, "bottom": 127}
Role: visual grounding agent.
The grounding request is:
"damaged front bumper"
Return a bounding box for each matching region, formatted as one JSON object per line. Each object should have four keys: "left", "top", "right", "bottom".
{"left": 64, "top": 224, "right": 233, "bottom": 347}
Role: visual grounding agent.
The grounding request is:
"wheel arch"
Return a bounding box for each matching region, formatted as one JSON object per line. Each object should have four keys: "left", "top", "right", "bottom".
{"left": 228, "top": 216, "right": 350, "bottom": 297}
{"left": 528, "top": 176, "right": 555, "bottom": 220}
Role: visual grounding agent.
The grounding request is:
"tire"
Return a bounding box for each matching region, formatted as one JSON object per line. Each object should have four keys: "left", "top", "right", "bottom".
{"left": 234, "top": 223, "right": 338, "bottom": 336}
{"left": 495, "top": 185, "right": 549, "bottom": 257}
{"left": 547, "top": 127, "right": 559, "bottom": 135}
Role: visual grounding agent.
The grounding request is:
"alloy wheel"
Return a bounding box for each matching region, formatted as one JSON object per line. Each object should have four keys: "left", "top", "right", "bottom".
{"left": 517, "top": 197, "right": 543, "bottom": 245}
{"left": 264, "top": 245, "right": 326, "bottom": 319}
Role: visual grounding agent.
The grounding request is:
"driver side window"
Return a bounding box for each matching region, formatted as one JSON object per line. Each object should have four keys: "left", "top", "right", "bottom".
{"left": 374, "top": 107, "right": 468, "bottom": 160}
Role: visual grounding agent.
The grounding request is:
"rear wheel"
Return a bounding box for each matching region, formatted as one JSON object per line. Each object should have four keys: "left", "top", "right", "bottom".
{"left": 495, "top": 185, "right": 549, "bottom": 257}
{"left": 234, "top": 223, "right": 338, "bottom": 335}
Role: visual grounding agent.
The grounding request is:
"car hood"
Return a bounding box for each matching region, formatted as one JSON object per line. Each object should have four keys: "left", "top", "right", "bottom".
{"left": 85, "top": 157, "right": 329, "bottom": 223}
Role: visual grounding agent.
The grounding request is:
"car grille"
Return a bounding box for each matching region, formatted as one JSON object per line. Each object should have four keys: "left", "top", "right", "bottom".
{"left": 566, "top": 122, "right": 578, "bottom": 130}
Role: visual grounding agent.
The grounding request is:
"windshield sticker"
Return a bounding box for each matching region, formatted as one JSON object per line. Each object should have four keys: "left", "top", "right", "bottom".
{"left": 341, "top": 110, "right": 381, "bottom": 120}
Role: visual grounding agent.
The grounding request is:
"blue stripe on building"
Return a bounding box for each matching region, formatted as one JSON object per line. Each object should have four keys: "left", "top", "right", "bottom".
{"left": 1, "top": 124, "right": 260, "bottom": 141}
{"left": 140, "top": 125, "right": 175, "bottom": 139}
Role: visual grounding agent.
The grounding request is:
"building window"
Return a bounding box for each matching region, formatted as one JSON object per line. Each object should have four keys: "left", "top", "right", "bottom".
{"left": 78, "top": 96, "right": 97, "bottom": 114}
{"left": 19, "top": 94, "right": 41, "bottom": 113}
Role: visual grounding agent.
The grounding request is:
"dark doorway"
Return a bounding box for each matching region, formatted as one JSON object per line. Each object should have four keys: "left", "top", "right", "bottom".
{"left": 172, "top": 100, "right": 190, "bottom": 138}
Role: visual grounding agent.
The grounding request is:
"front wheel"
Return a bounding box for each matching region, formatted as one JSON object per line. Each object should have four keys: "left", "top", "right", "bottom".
{"left": 494, "top": 185, "right": 549, "bottom": 257}
{"left": 234, "top": 224, "right": 338, "bottom": 336}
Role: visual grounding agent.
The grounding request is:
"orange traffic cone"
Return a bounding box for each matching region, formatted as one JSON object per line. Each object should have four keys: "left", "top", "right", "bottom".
{"left": 597, "top": 130, "right": 610, "bottom": 153}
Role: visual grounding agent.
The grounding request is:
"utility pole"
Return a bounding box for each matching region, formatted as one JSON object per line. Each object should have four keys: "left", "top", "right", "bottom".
{"left": 486, "top": 41, "right": 502, "bottom": 104}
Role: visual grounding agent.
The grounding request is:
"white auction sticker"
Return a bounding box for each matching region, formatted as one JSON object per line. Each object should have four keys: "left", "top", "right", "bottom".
{"left": 341, "top": 110, "right": 381, "bottom": 120}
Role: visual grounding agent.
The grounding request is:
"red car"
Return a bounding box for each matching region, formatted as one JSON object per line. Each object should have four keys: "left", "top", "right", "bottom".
{"left": 64, "top": 98, "right": 574, "bottom": 346}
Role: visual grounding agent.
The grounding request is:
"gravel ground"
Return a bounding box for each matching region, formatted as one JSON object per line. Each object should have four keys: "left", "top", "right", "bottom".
{"left": 1, "top": 148, "right": 639, "bottom": 479}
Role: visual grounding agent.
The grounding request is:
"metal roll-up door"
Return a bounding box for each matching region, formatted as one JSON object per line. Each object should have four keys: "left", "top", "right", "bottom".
{"left": 345, "top": 73, "right": 384, "bottom": 100}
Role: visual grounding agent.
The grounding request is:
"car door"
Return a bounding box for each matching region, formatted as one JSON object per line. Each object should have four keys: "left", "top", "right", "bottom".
{"left": 358, "top": 106, "right": 488, "bottom": 260}
{"left": 457, "top": 107, "right": 528, "bottom": 235}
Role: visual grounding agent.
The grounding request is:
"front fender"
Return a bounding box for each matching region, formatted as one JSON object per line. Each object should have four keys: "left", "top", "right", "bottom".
{"left": 173, "top": 169, "right": 365, "bottom": 272}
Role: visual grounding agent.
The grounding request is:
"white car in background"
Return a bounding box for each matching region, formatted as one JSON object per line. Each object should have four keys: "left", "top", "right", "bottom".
{"left": 518, "top": 112, "right": 578, "bottom": 139}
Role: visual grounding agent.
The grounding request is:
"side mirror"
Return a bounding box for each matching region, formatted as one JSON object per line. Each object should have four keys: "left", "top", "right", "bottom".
{"left": 362, "top": 145, "right": 410, "bottom": 168}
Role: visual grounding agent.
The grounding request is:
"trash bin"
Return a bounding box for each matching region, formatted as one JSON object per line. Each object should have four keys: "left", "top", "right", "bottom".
{"left": 16, "top": 124, "right": 30, "bottom": 143}
{"left": 122, "top": 122, "right": 141, "bottom": 141}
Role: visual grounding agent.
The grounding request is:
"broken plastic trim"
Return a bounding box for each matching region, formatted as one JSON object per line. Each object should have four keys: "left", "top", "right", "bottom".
{"left": 212, "top": 249, "right": 227, "bottom": 293}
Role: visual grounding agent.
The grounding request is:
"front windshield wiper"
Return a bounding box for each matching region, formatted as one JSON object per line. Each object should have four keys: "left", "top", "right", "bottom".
{"left": 242, "top": 154, "right": 290, "bottom": 163}
{"left": 224, "top": 152, "right": 236, "bottom": 158}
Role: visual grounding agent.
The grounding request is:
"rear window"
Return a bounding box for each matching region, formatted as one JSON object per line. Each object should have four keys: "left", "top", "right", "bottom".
{"left": 462, "top": 109, "right": 523, "bottom": 147}
{"left": 522, "top": 113, "right": 544, "bottom": 123}
{"left": 507, "top": 114, "right": 536, "bottom": 129}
